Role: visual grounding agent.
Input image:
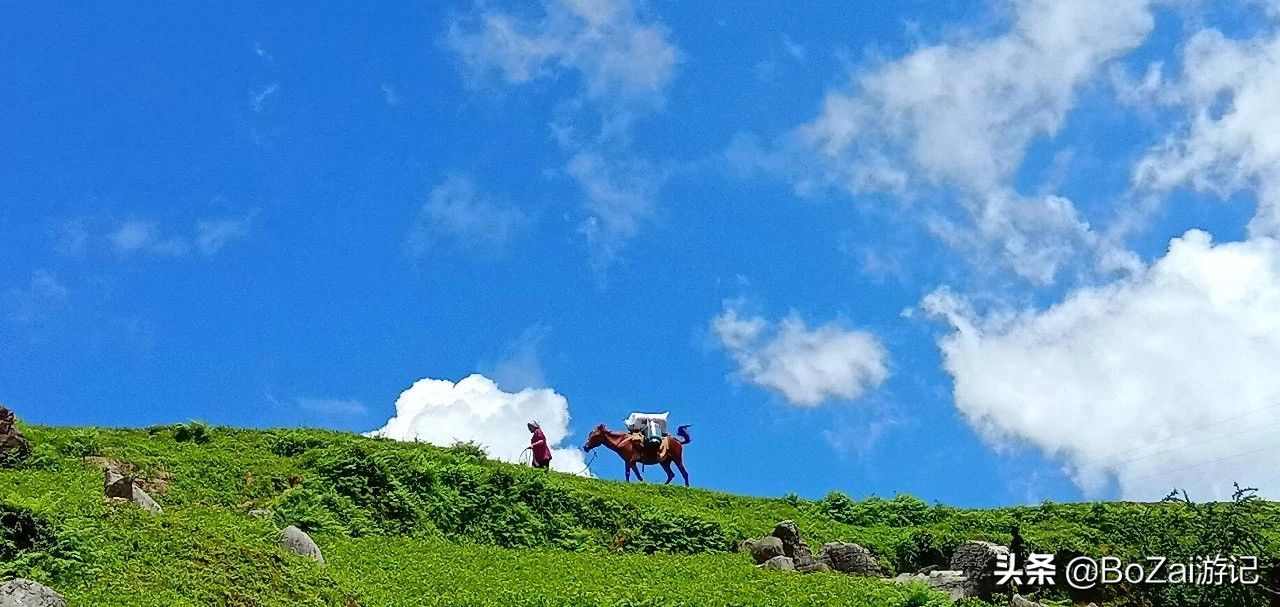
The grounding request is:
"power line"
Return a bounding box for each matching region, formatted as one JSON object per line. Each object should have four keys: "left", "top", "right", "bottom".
{"left": 1102, "top": 420, "right": 1280, "bottom": 470}
{"left": 1131, "top": 443, "right": 1280, "bottom": 482}
{"left": 1076, "top": 401, "right": 1280, "bottom": 468}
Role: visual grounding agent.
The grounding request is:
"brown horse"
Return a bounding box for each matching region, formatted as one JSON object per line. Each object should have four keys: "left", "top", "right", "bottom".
{"left": 582, "top": 424, "right": 692, "bottom": 486}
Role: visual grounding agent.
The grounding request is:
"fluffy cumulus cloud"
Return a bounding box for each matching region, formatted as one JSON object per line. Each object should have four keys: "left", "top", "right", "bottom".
{"left": 1134, "top": 25, "right": 1280, "bottom": 236}
{"left": 925, "top": 230, "right": 1280, "bottom": 500}
{"left": 736, "top": 0, "right": 1156, "bottom": 284}
{"left": 711, "top": 304, "right": 890, "bottom": 407}
{"left": 404, "top": 175, "right": 529, "bottom": 261}
{"left": 369, "top": 374, "right": 589, "bottom": 475}
{"left": 448, "top": 0, "right": 677, "bottom": 270}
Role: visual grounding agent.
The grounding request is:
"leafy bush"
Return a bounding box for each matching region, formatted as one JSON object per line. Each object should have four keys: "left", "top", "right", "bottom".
{"left": 444, "top": 440, "right": 490, "bottom": 463}
{"left": 17, "top": 443, "right": 62, "bottom": 471}
{"left": 172, "top": 421, "right": 212, "bottom": 444}
{"left": 267, "top": 430, "right": 329, "bottom": 457}
{"left": 56, "top": 429, "right": 103, "bottom": 458}
{"left": 820, "top": 492, "right": 941, "bottom": 527}
{"left": 0, "top": 503, "right": 83, "bottom": 581}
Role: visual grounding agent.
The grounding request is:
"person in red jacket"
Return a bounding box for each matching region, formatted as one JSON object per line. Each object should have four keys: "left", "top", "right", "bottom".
{"left": 527, "top": 421, "right": 552, "bottom": 469}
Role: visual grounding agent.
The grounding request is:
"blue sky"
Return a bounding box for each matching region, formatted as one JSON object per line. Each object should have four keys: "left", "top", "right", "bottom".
{"left": 6, "top": 1, "right": 1280, "bottom": 506}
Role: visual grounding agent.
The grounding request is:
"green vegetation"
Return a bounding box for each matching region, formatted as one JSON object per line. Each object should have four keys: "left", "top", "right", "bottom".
{"left": 1, "top": 423, "right": 1277, "bottom": 606}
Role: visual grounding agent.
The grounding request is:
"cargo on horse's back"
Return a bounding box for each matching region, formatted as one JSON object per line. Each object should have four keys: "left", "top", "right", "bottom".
{"left": 582, "top": 418, "right": 692, "bottom": 486}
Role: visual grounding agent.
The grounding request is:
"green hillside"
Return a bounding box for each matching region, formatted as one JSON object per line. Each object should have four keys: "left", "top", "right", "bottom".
{"left": 2, "top": 423, "right": 1277, "bottom": 606}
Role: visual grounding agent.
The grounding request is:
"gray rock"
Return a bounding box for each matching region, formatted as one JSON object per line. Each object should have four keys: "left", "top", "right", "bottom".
{"left": 949, "top": 540, "right": 1011, "bottom": 600}
{"left": 280, "top": 525, "right": 324, "bottom": 565}
{"left": 1012, "top": 595, "right": 1045, "bottom": 607}
{"left": 820, "top": 542, "right": 885, "bottom": 576}
{"left": 742, "top": 536, "right": 785, "bottom": 564}
{"left": 130, "top": 486, "right": 162, "bottom": 513}
{"left": 102, "top": 466, "right": 161, "bottom": 513}
{"left": 793, "top": 554, "right": 824, "bottom": 571}
{"left": 103, "top": 466, "right": 130, "bottom": 498}
{"left": 759, "top": 555, "right": 796, "bottom": 571}
{"left": 796, "top": 560, "right": 831, "bottom": 574}
{"left": 769, "top": 520, "right": 814, "bottom": 562}
{"left": 893, "top": 570, "right": 972, "bottom": 602}
{"left": 0, "top": 579, "right": 67, "bottom": 607}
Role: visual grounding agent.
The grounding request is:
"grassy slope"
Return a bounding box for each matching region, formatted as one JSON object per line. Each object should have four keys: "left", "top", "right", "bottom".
{"left": 2, "top": 423, "right": 1277, "bottom": 606}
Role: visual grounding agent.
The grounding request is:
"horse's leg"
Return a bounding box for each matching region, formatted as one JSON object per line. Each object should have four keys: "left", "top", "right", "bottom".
{"left": 631, "top": 461, "right": 645, "bottom": 482}
{"left": 675, "top": 456, "right": 690, "bottom": 487}
{"left": 661, "top": 461, "right": 675, "bottom": 485}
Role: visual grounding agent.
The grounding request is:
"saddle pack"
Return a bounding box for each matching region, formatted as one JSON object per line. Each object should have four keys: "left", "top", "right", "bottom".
{"left": 624, "top": 411, "right": 669, "bottom": 449}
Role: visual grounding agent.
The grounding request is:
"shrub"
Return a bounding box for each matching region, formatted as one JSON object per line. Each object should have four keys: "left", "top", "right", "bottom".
{"left": 173, "top": 421, "right": 212, "bottom": 444}
{"left": 267, "top": 430, "right": 329, "bottom": 457}
{"left": 0, "top": 503, "right": 83, "bottom": 582}
{"left": 444, "top": 440, "right": 490, "bottom": 463}
{"left": 57, "top": 429, "right": 103, "bottom": 458}
{"left": 819, "top": 492, "right": 941, "bottom": 527}
{"left": 19, "top": 443, "right": 62, "bottom": 471}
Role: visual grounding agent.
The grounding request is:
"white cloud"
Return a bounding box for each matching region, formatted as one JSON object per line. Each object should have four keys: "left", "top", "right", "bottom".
{"left": 739, "top": 0, "right": 1158, "bottom": 284}
{"left": 381, "top": 83, "right": 404, "bottom": 106}
{"left": 298, "top": 397, "right": 368, "bottom": 416}
{"left": 110, "top": 220, "right": 190, "bottom": 256}
{"left": 566, "top": 151, "right": 658, "bottom": 270}
{"left": 369, "top": 374, "right": 590, "bottom": 475}
{"left": 5, "top": 271, "right": 69, "bottom": 325}
{"left": 925, "top": 230, "right": 1280, "bottom": 499}
{"left": 448, "top": 0, "right": 677, "bottom": 269}
{"left": 196, "top": 216, "right": 253, "bottom": 255}
{"left": 107, "top": 217, "right": 251, "bottom": 258}
{"left": 448, "top": 0, "right": 677, "bottom": 106}
{"left": 251, "top": 82, "right": 279, "bottom": 113}
{"left": 803, "top": 0, "right": 1154, "bottom": 191}
{"left": 927, "top": 189, "right": 1101, "bottom": 285}
{"left": 485, "top": 325, "right": 551, "bottom": 392}
{"left": 405, "top": 174, "right": 528, "bottom": 261}
{"left": 711, "top": 303, "right": 890, "bottom": 407}
{"left": 1134, "top": 25, "right": 1280, "bottom": 237}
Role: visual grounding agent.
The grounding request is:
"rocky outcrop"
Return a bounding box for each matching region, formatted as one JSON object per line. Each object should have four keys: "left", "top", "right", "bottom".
{"left": 1011, "top": 595, "right": 1046, "bottom": 607}
{"left": 949, "top": 540, "right": 1010, "bottom": 600}
{"left": 820, "top": 542, "right": 884, "bottom": 576}
{"left": 893, "top": 570, "right": 972, "bottom": 601}
{"left": 796, "top": 560, "right": 831, "bottom": 574}
{"left": 760, "top": 555, "right": 795, "bottom": 571}
{"left": 0, "top": 404, "right": 31, "bottom": 466}
{"left": 770, "top": 520, "right": 813, "bottom": 563}
{"left": 0, "top": 579, "right": 66, "bottom": 607}
{"left": 103, "top": 464, "right": 162, "bottom": 513}
{"left": 742, "top": 536, "right": 784, "bottom": 564}
{"left": 744, "top": 521, "right": 883, "bottom": 576}
{"left": 280, "top": 525, "right": 325, "bottom": 565}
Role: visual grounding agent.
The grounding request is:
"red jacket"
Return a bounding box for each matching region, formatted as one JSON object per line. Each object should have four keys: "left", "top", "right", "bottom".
{"left": 530, "top": 428, "right": 552, "bottom": 461}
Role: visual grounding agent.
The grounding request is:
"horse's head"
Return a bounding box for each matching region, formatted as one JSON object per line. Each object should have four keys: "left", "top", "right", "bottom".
{"left": 582, "top": 424, "right": 608, "bottom": 452}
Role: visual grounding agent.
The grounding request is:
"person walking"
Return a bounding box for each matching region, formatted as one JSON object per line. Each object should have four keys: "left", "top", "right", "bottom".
{"left": 527, "top": 421, "right": 552, "bottom": 469}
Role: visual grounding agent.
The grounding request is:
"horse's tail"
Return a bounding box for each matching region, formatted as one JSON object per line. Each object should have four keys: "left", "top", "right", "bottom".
{"left": 675, "top": 424, "right": 692, "bottom": 445}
